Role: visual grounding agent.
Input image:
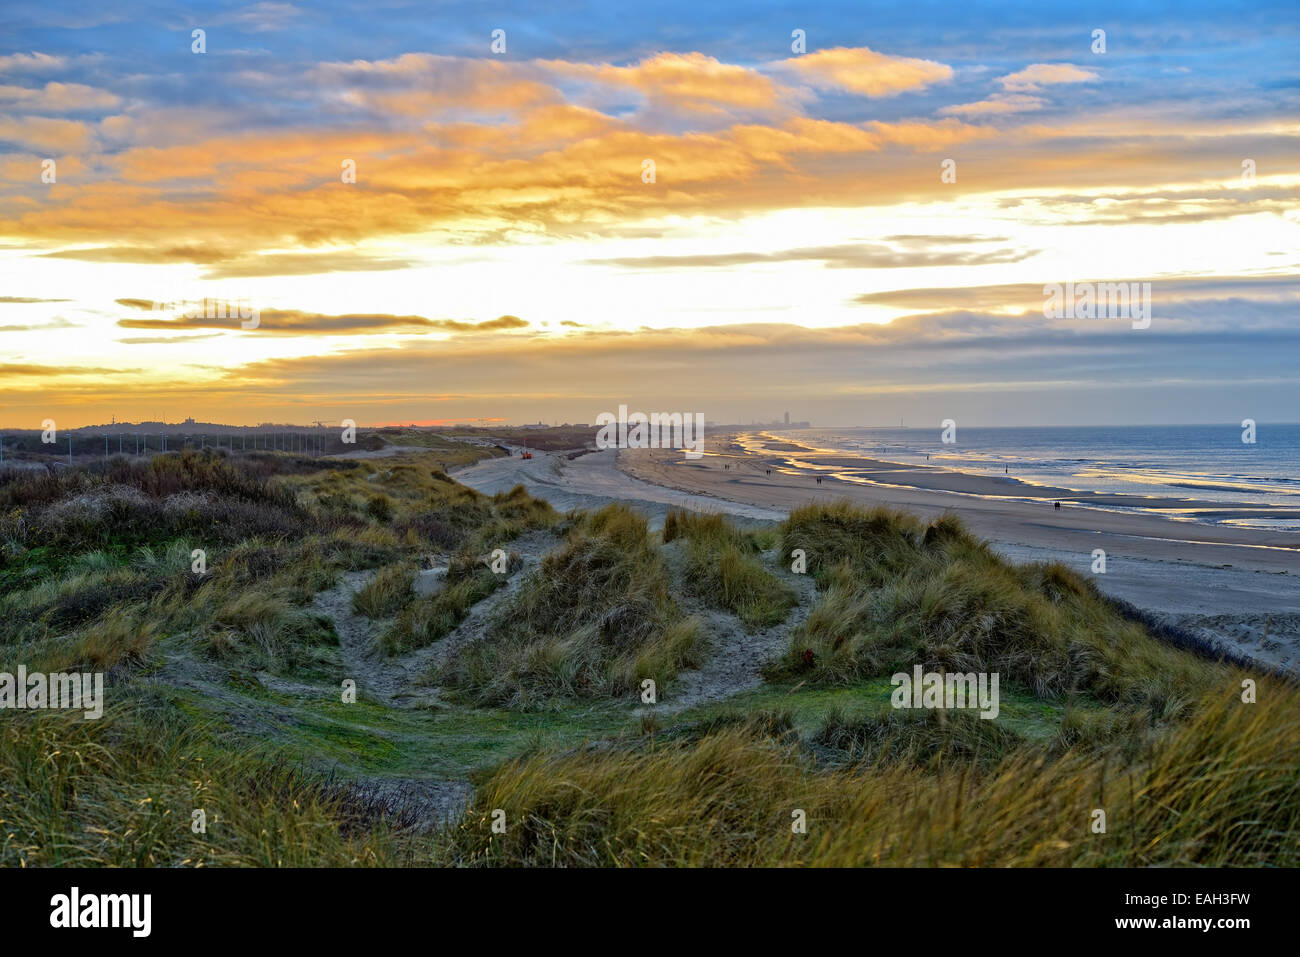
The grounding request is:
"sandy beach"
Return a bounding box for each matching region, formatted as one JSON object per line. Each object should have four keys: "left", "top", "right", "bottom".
{"left": 452, "top": 438, "right": 1300, "bottom": 675}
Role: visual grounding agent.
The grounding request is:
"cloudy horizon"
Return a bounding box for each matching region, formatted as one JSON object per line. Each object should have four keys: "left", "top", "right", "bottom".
{"left": 2, "top": 1, "right": 1297, "bottom": 428}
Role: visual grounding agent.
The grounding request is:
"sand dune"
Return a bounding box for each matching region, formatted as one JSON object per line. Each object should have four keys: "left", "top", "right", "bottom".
{"left": 454, "top": 442, "right": 1299, "bottom": 674}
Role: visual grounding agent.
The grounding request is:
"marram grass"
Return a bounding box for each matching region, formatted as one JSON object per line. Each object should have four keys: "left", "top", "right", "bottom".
{"left": 2, "top": 456, "right": 1296, "bottom": 868}
{"left": 439, "top": 679, "right": 1299, "bottom": 867}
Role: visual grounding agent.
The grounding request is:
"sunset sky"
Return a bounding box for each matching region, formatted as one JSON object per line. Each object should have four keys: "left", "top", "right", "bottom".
{"left": 2, "top": 1, "right": 1298, "bottom": 428}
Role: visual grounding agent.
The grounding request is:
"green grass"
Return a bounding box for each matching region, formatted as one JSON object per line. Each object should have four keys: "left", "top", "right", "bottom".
{"left": 183, "top": 676, "right": 642, "bottom": 780}
{"left": 669, "top": 676, "right": 1111, "bottom": 744}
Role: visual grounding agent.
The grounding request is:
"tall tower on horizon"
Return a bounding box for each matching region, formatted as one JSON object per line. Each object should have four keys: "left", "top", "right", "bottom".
{"left": 784, "top": 411, "right": 790, "bottom": 425}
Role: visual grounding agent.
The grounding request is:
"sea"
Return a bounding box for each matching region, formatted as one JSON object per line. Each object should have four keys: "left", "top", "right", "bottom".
{"left": 773, "top": 424, "right": 1300, "bottom": 530}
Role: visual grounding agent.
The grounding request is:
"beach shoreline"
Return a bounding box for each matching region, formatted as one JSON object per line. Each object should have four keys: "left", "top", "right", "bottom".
{"left": 451, "top": 437, "right": 1298, "bottom": 675}
{"left": 620, "top": 434, "right": 1300, "bottom": 563}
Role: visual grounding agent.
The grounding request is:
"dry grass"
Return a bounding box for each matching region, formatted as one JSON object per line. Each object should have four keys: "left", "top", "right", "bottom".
{"left": 665, "top": 508, "right": 797, "bottom": 630}
{"left": 438, "top": 679, "right": 1299, "bottom": 867}
{"left": 352, "top": 563, "right": 417, "bottom": 619}
{"left": 4, "top": 462, "right": 1294, "bottom": 870}
{"left": 0, "top": 692, "right": 414, "bottom": 867}
{"left": 440, "top": 505, "right": 704, "bottom": 705}
{"left": 382, "top": 561, "right": 510, "bottom": 655}
{"left": 772, "top": 502, "right": 1227, "bottom": 718}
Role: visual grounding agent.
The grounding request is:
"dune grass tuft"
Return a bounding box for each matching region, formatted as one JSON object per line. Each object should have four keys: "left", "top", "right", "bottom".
{"left": 0, "top": 691, "right": 414, "bottom": 867}
{"left": 438, "top": 679, "right": 1299, "bottom": 867}
{"left": 772, "top": 502, "right": 1228, "bottom": 718}
{"left": 351, "top": 563, "right": 417, "bottom": 619}
{"left": 665, "top": 509, "right": 797, "bottom": 629}
{"left": 381, "top": 555, "right": 515, "bottom": 655}
{"left": 440, "top": 504, "right": 704, "bottom": 705}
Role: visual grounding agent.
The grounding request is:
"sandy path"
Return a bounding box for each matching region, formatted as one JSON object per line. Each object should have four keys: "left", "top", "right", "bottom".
{"left": 312, "top": 570, "right": 416, "bottom": 706}
{"left": 414, "top": 530, "right": 558, "bottom": 691}
{"left": 457, "top": 454, "right": 840, "bottom": 704}
{"left": 296, "top": 533, "right": 556, "bottom": 827}
{"left": 646, "top": 544, "right": 820, "bottom": 714}
{"left": 311, "top": 531, "right": 557, "bottom": 706}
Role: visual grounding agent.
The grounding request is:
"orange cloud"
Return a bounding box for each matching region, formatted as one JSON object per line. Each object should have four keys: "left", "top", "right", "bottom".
{"left": 0, "top": 114, "right": 93, "bottom": 152}
{"left": 999, "top": 63, "right": 1098, "bottom": 92}
{"left": 940, "top": 94, "right": 1045, "bottom": 117}
{"left": 782, "top": 46, "right": 952, "bottom": 96}
{"left": 0, "top": 111, "right": 1254, "bottom": 262}
{"left": 545, "top": 52, "right": 781, "bottom": 113}
{"left": 0, "top": 45, "right": 1285, "bottom": 269}
{"left": 0, "top": 82, "right": 121, "bottom": 112}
